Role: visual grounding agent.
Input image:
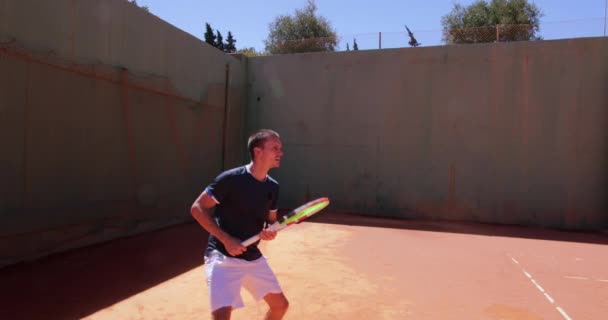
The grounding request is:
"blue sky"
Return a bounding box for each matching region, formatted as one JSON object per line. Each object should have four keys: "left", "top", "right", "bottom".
{"left": 135, "top": 0, "right": 607, "bottom": 51}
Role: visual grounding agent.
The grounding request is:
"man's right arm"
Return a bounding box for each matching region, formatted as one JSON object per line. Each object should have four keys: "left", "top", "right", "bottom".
{"left": 191, "top": 191, "right": 246, "bottom": 256}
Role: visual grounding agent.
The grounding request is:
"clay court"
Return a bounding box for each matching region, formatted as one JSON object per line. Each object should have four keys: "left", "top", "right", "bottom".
{"left": 2, "top": 2, "right": 608, "bottom": 320}
{"left": 2, "top": 212, "right": 606, "bottom": 320}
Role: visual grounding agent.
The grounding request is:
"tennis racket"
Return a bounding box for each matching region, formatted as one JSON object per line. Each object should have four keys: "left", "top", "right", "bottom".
{"left": 241, "top": 197, "right": 330, "bottom": 246}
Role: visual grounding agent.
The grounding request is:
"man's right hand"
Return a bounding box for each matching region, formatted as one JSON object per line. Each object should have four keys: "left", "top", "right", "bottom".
{"left": 191, "top": 191, "right": 247, "bottom": 256}
{"left": 223, "top": 236, "right": 247, "bottom": 256}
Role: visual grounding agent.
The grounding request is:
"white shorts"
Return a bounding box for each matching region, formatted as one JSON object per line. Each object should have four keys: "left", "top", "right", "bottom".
{"left": 204, "top": 250, "right": 283, "bottom": 312}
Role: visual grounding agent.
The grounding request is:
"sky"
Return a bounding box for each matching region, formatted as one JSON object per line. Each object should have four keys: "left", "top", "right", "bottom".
{"left": 134, "top": 0, "right": 608, "bottom": 51}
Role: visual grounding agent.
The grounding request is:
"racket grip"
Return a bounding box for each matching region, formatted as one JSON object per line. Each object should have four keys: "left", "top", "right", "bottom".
{"left": 241, "top": 235, "right": 260, "bottom": 247}
{"left": 241, "top": 222, "right": 283, "bottom": 246}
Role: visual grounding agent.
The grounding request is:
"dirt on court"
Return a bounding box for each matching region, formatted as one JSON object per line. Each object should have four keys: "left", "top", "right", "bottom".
{"left": 1, "top": 212, "right": 607, "bottom": 319}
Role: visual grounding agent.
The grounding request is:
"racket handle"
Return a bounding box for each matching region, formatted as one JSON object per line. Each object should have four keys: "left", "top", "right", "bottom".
{"left": 241, "top": 222, "right": 284, "bottom": 246}
{"left": 241, "top": 235, "right": 260, "bottom": 247}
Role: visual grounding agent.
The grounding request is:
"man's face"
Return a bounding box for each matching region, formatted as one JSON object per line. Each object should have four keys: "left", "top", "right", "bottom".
{"left": 256, "top": 137, "right": 283, "bottom": 169}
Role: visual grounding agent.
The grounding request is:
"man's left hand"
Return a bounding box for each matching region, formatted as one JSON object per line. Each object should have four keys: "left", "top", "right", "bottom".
{"left": 259, "top": 229, "right": 277, "bottom": 241}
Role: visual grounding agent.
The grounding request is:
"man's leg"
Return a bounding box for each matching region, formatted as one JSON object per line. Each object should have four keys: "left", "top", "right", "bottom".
{"left": 212, "top": 306, "right": 232, "bottom": 320}
{"left": 263, "top": 292, "right": 289, "bottom": 320}
{"left": 205, "top": 252, "right": 244, "bottom": 319}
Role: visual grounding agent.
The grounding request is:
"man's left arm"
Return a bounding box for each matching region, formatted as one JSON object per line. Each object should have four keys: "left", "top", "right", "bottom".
{"left": 268, "top": 210, "right": 278, "bottom": 224}
{"left": 259, "top": 210, "right": 278, "bottom": 241}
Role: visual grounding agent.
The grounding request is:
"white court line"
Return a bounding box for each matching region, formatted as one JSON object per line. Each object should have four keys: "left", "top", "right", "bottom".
{"left": 557, "top": 307, "right": 573, "bottom": 320}
{"left": 565, "top": 276, "right": 608, "bottom": 282}
{"left": 508, "top": 255, "right": 574, "bottom": 320}
{"left": 531, "top": 279, "right": 546, "bottom": 292}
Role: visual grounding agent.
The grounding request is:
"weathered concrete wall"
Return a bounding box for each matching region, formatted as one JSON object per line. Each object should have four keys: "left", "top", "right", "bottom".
{"left": 1, "top": 1, "right": 606, "bottom": 269}
{"left": 0, "top": 0, "right": 247, "bottom": 267}
{"left": 247, "top": 37, "right": 608, "bottom": 230}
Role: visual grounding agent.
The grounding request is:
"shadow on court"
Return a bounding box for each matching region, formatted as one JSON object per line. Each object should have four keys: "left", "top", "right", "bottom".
{"left": 309, "top": 211, "right": 608, "bottom": 246}
{"left": 1, "top": 211, "right": 605, "bottom": 319}
{"left": 0, "top": 223, "right": 209, "bottom": 320}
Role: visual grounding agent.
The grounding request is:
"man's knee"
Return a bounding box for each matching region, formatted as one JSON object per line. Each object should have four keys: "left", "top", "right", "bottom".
{"left": 266, "top": 293, "right": 289, "bottom": 312}
{"left": 273, "top": 297, "right": 289, "bottom": 311}
{"left": 212, "top": 306, "right": 232, "bottom": 320}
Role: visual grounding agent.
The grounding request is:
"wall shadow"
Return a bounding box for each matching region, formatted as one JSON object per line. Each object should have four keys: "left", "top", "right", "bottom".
{"left": 0, "top": 222, "right": 208, "bottom": 320}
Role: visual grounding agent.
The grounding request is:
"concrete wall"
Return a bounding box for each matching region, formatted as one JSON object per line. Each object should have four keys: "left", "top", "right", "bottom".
{"left": 247, "top": 37, "right": 608, "bottom": 230}
{"left": 1, "top": 1, "right": 606, "bottom": 269}
{"left": 0, "top": 0, "right": 247, "bottom": 267}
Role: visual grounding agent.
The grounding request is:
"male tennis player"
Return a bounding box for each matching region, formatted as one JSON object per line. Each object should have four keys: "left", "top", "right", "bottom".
{"left": 191, "top": 129, "right": 289, "bottom": 320}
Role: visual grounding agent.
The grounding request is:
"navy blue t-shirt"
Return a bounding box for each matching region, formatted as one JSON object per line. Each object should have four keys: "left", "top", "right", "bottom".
{"left": 204, "top": 165, "right": 279, "bottom": 261}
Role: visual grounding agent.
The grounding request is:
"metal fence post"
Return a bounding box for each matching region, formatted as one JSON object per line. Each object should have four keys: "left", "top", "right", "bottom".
{"left": 496, "top": 24, "right": 500, "bottom": 42}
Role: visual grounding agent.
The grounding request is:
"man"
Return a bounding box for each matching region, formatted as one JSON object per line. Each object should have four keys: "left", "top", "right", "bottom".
{"left": 191, "top": 129, "right": 289, "bottom": 320}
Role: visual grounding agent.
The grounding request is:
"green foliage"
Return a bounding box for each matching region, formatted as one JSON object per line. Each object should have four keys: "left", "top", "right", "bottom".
{"left": 204, "top": 23, "right": 238, "bottom": 53}
{"left": 215, "top": 31, "right": 225, "bottom": 51}
{"left": 204, "top": 23, "right": 216, "bottom": 47}
{"left": 225, "top": 32, "right": 237, "bottom": 53}
{"left": 128, "top": 0, "right": 149, "bottom": 12}
{"left": 441, "top": 0, "right": 542, "bottom": 44}
{"left": 264, "top": 0, "right": 338, "bottom": 54}
{"left": 353, "top": 38, "right": 359, "bottom": 50}
{"left": 405, "top": 25, "right": 421, "bottom": 47}
{"left": 236, "top": 47, "right": 265, "bottom": 57}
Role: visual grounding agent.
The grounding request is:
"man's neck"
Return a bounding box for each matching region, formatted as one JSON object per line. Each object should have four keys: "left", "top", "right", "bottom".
{"left": 247, "top": 162, "right": 268, "bottom": 182}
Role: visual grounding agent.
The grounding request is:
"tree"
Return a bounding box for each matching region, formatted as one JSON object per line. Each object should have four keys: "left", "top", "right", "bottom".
{"left": 405, "top": 25, "right": 421, "bottom": 47}
{"left": 264, "top": 0, "right": 338, "bottom": 54}
{"left": 236, "top": 47, "right": 264, "bottom": 57}
{"left": 353, "top": 38, "right": 359, "bottom": 50}
{"left": 128, "top": 0, "right": 149, "bottom": 12}
{"left": 346, "top": 43, "right": 350, "bottom": 51}
{"left": 215, "top": 31, "right": 225, "bottom": 51}
{"left": 441, "top": 0, "right": 542, "bottom": 44}
{"left": 204, "top": 23, "right": 216, "bottom": 47}
{"left": 225, "top": 31, "right": 237, "bottom": 53}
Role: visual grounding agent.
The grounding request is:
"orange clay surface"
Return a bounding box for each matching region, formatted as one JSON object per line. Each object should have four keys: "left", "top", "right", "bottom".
{"left": 1, "top": 212, "right": 607, "bottom": 319}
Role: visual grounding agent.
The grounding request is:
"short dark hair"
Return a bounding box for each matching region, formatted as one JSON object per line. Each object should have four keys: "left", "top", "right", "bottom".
{"left": 247, "top": 129, "right": 280, "bottom": 160}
